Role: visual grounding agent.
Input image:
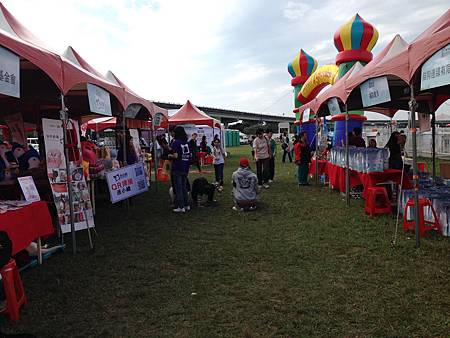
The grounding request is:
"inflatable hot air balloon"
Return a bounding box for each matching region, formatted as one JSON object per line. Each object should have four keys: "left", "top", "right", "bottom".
{"left": 332, "top": 14, "right": 378, "bottom": 146}
{"left": 287, "top": 50, "right": 318, "bottom": 122}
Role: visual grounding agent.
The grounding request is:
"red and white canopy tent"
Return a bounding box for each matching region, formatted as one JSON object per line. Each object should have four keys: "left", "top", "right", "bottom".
{"left": 169, "top": 100, "right": 221, "bottom": 128}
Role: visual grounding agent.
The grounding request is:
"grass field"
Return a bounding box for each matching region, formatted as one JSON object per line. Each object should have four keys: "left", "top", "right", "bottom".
{"left": 3, "top": 145, "right": 450, "bottom": 337}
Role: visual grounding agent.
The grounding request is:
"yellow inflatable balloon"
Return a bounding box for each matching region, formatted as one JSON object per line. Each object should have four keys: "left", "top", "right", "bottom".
{"left": 297, "top": 64, "right": 338, "bottom": 104}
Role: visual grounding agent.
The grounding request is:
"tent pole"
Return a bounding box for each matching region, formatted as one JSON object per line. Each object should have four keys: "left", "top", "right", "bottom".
{"left": 345, "top": 104, "right": 350, "bottom": 206}
{"left": 315, "top": 117, "right": 319, "bottom": 185}
{"left": 409, "top": 84, "right": 420, "bottom": 249}
{"left": 431, "top": 110, "right": 436, "bottom": 181}
{"left": 122, "top": 110, "right": 129, "bottom": 210}
{"left": 152, "top": 123, "right": 158, "bottom": 192}
{"left": 60, "top": 94, "right": 77, "bottom": 255}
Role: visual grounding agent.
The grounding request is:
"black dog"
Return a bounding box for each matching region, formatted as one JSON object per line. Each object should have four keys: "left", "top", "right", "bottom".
{"left": 191, "top": 177, "right": 216, "bottom": 206}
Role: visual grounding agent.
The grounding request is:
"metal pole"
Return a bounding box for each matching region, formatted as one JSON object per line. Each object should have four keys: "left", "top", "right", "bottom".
{"left": 60, "top": 94, "right": 77, "bottom": 254}
{"left": 315, "top": 117, "right": 319, "bottom": 184}
{"left": 122, "top": 110, "right": 127, "bottom": 166}
{"left": 431, "top": 110, "right": 436, "bottom": 181}
{"left": 409, "top": 85, "right": 420, "bottom": 249}
{"left": 152, "top": 123, "right": 158, "bottom": 192}
{"left": 345, "top": 105, "right": 350, "bottom": 206}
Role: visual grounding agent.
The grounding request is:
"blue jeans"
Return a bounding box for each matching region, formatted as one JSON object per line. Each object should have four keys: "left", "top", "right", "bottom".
{"left": 172, "top": 171, "right": 189, "bottom": 208}
{"left": 214, "top": 163, "right": 224, "bottom": 186}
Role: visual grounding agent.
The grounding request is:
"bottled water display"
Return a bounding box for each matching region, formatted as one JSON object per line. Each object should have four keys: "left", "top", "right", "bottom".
{"left": 330, "top": 147, "right": 389, "bottom": 173}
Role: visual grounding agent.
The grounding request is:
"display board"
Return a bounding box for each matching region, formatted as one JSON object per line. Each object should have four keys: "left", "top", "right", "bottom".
{"left": 4, "top": 113, "right": 26, "bottom": 145}
{"left": 0, "top": 46, "right": 20, "bottom": 98}
{"left": 106, "top": 162, "right": 149, "bottom": 203}
{"left": 360, "top": 76, "right": 391, "bottom": 108}
{"left": 421, "top": 43, "right": 450, "bottom": 90}
{"left": 87, "top": 83, "right": 112, "bottom": 116}
{"left": 17, "top": 176, "right": 40, "bottom": 202}
{"left": 184, "top": 126, "right": 215, "bottom": 147}
{"left": 42, "top": 118, "right": 95, "bottom": 233}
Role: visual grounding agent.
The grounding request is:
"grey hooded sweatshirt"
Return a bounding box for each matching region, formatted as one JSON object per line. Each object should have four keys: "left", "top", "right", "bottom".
{"left": 232, "top": 166, "right": 258, "bottom": 202}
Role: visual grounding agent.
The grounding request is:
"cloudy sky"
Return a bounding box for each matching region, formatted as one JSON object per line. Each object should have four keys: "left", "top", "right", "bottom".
{"left": 3, "top": 0, "right": 449, "bottom": 119}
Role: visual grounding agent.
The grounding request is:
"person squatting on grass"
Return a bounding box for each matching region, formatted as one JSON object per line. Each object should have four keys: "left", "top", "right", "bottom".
{"left": 212, "top": 138, "right": 226, "bottom": 188}
{"left": 168, "top": 126, "right": 191, "bottom": 213}
{"left": 252, "top": 128, "right": 271, "bottom": 189}
{"left": 294, "top": 131, "right": 311, "bottom": 186}
{"left": 232, "top": 157, "right": 259, "bottom": 211}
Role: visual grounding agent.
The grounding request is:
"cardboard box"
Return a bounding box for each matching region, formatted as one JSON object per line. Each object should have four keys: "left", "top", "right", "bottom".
{"left": 440, "top": 163, "right": 450, "bottom": 179}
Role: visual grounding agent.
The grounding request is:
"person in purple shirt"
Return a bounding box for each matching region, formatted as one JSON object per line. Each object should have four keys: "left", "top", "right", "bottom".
{"left": 168, "top": 126, "right": 191, "bottom": 213}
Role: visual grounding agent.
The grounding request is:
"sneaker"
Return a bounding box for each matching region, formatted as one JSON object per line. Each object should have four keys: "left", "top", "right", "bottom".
{"left": 185, "top": 206, "right": 191, "bottom": 211}
{"left": 248, "top": 206, "right": 257, "bottom": 211}
{"left": 258, "top": 185, "right": 263, "bottom": 189}
{"left": 263, "top": 184, "right": 270, "bottom": 189}
{"left": 232, "top": 206, "right": 243, "bottom": 211}
{"left": 268, "top": 180, "right": 273, "bottom": 183}
{"left": 173, "top": 207, "right": 185, "bottom": 213}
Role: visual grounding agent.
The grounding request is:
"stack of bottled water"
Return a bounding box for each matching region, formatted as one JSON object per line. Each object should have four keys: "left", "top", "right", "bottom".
{"left": 330, "top": 147, "right": 389, "bottom": 173}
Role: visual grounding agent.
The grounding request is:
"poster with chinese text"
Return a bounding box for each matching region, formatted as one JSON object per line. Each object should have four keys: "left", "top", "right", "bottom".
{"left": 42, "top": 118, "right": 95, "bottom": 233}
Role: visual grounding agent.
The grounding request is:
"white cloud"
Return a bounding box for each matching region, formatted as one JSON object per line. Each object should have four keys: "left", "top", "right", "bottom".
{"left": 1, "top": 0, "right": 449, "bottom": 119}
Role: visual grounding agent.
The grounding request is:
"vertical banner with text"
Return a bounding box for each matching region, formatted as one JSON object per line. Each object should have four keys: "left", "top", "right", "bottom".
{"left": 42, "top": 118, "right": 95, "bottom": 234}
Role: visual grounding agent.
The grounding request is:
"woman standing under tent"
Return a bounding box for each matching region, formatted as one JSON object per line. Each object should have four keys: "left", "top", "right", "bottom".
{"left": 188, "top": 133, "right": 201, "bottom": 172}
{"left": 385, "top": 131, "right": 403, "bottom": 170}
{"left": 294, "top": 132, "right": 311, "bottom": 186}
{"left": 117, "top": 131, "right": 138, "bottom": 166}
{"left": 212, "top": 139, "right": 226, "bottom": 189}
{"left": 253, "top": 128, "right": 271, "bottom": 189}
{"left": 168, "top": 126, "right": 191, "bottom": 213}
{"left": 200, "top": 135, "right": 209, "bottom": 153}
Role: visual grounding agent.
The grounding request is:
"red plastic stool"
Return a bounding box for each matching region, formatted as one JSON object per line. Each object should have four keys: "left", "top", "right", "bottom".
{"left": 364, "top": 187, "right": 391, "bottom": 216}
{"left": 157, "top": 168, "right": 169, "bottom": 182}
{"left": 0, "top": 259, "right": 27, "bottom": 322}
{"left": 403, "top": 198, "right": 440, "bottom": 236}
{"left": 417, "top": 162, "right": 427, "bottom": 172}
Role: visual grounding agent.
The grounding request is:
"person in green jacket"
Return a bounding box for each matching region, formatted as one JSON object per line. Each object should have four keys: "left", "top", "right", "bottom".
{"left": 266, "top": 128, "right": 276, "bottom": 182}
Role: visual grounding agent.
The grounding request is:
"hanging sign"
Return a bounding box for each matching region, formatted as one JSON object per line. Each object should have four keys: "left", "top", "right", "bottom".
{"left": 124, "top": 103, "right": 142, "bottom": 119}
{"left": 327, "top": 97, "right": 341, "bottom": 115}
{"left": 42, "top": 118, "right": 95, "bottom": 234}
{"left": 421, "top": 43, "right": 450, "bottom": 90}
{"left": 106, "top": 162, "right": 148, "bottom": 203}
{"left": 418, "top": 113, "right": 431, "bottom": 132}
{"left": 17, "top": 176, "right": 40, "bottom": 202}
{"left": 360, "top": 76, "right": 391, "bottom": 108}
{"left": 87, "top": 83, "right": 112, "bottom": 116}
{"left": 302, "top": 108, "right": 311, "bottom": 123}
{"left": 0, "top": 46, "right": 19, "bottom": 98}
{"left": 154, "top": 112, "right": 164, "bottom": 127}
{"left": 3, "top": 113, "right": 26, "bottom": 145}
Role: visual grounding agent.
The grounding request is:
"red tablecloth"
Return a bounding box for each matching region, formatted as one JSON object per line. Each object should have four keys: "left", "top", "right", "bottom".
{"left": 325, "top": 162, "right": 412, "bottom": 199}
{"left": 0, "top": 201, "right": 54, "bottom": 255}
{"left": 309, "top": 159, "right": 328, "bottom": 177}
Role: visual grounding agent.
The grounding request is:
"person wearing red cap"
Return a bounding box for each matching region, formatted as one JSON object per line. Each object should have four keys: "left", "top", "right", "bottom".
{"left": 231, "top": 157, "right": 259, "bottom": 211}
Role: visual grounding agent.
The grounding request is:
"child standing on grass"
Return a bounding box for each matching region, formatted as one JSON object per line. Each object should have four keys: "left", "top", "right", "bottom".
{"left": 212, "top": 138, "right": 226, "bottom": 188}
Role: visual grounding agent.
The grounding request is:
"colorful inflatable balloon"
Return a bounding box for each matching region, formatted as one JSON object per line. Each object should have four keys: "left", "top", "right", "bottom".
{"left": 287, "top": 49, "right": 318, "bottom": 122}
{"left": 332, "top": 14, "right": 378, "bottom": 146}
{"left": 334, "top": 13, "right": 379, "bottom": 78}
{"left": 297, "top": 64, "right": 339, "bottom": 105}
